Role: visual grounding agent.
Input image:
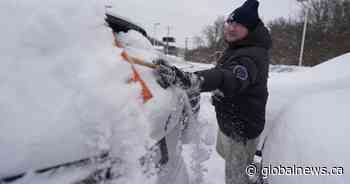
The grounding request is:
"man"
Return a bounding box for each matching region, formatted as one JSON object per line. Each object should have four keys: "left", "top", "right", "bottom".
{"left": 153, "top": 0, "right": 271, "bottom": 183}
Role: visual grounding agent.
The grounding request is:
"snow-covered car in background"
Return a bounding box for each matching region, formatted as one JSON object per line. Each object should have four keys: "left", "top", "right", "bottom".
{"left": 262, "top": 54, "right": 350, "bottom": 184}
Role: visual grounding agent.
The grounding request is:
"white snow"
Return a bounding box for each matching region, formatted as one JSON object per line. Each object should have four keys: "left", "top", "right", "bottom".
{"left": 263, "top": 54, "right": 350, "bottom": 184}
{"left": 1, "top": 1, "right": 349, "bottom": 184}
{"left": 0, "top": 1, "right": 172, "bottom": 183}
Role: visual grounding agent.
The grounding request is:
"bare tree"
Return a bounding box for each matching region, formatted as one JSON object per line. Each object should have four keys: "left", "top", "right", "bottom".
{"left": 192, "top": 36, "right": 205, "bottom": 48}
{"left": 187, "top": 0, "right": 350, "bottom": 65}
{"left": 269, "top": 0, "right": 350, "bottom": 66}
{"left": 202, "top": 16, "right": 226, "bottom": 50}
{"left": 185, "top": 16, "right": 227, "bottom": 63}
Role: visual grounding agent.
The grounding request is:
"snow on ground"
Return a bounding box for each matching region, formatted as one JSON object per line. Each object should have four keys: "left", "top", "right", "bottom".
{"left": 182, "top": 93, "right": 225, "bottom": 184}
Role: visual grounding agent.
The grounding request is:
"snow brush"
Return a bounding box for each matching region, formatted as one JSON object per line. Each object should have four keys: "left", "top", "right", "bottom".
{"left": 112, "top": 33, "right": 157, "bottom": 103}
{"left": 121, "top": 51, "right": 154, "bottom": 103}
{"left": 121, "top": 51, "right": 158, "bottom": 69}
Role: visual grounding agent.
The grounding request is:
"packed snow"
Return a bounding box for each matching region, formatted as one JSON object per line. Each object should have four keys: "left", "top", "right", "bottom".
{"left": 1, "top": 1, "right": 349, "bottom": 184}
{"left": 263, "top": 54, "right": 350, "bottom": 184}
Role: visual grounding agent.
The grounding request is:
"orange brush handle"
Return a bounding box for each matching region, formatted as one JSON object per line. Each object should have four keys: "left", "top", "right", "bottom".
{"left": 121, "top": 51, "right": 158, "bottom": 69}
{"left": 112, "top": 31, "right": 154, "bottom": 103}
{"left": 121, "top": 51, "right": 154, "bottom": 103}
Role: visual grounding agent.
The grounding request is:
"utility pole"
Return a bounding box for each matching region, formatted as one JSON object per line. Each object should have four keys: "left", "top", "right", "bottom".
{"left": 166, "top": 26, "right": 171, "bottom": 55}
{"left": 185, "top": 37, "right": 189, "bottom": 60}
{"left": 153, "top": 23, "right": 160, "bottom": 47}
{"left": 297, "top": 0, "right": 309, "bottom": 66}
{"left": 162, "top": 26, "right": 175, "bottom": 55}
{"left": 104, "top": 5, "right": 112, "bottom": 13}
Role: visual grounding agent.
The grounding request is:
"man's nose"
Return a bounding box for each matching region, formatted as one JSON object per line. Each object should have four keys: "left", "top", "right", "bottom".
{"left": 227, "top": 24, "right": 236, "bottom": 31}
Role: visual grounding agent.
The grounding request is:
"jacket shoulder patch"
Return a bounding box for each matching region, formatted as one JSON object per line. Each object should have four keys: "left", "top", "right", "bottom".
{"left": 233, "top": 65, "right": 248, "bottom": 80}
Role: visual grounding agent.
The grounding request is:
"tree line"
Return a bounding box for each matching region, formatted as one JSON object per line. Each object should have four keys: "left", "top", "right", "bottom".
{"left": 185, "top": 0, "right": 350, "bottom": 66}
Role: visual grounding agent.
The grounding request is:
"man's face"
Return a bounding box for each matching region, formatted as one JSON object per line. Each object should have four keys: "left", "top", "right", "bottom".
{"left": 223, "top": 22, "right": 248, "bottom": 43}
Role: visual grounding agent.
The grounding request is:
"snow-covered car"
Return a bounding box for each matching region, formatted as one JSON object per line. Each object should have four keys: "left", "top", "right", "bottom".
{"left": 262, "top": 55, "right": 350, "bottom": 184}
{"left": 0, "top": 4, "right": 199, "bottom": 184}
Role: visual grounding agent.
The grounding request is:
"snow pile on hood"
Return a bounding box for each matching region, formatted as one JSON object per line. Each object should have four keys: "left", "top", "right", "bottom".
{"left": 0, "top": 1, "right": 174, "bottom": 183}
{"left": 264, "top": 53, "right": 350, "bottom": 184}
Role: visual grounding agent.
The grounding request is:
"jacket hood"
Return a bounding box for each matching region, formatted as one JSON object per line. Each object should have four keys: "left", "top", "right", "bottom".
{"left": 228, "top": 21, "right": 272, "bottom": 50}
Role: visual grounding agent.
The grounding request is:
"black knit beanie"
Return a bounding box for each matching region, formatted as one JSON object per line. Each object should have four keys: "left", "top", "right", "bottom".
{"left": 227, "top": 0, "right": 260, "bottom": 31}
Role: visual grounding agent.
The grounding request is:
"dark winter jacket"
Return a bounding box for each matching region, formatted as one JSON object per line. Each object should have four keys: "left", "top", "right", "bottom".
{"left": 196, "top": 21, "right": 272, "bottom": 141}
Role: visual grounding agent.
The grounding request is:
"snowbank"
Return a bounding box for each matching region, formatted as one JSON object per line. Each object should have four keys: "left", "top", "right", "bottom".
{"left": 264, "top": 54, "right": 350, "bottom": 184}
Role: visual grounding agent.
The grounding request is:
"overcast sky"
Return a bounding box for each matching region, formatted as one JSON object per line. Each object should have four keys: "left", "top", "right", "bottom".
{"left": 110, "top": 0, "right": 301, "bottom": 48}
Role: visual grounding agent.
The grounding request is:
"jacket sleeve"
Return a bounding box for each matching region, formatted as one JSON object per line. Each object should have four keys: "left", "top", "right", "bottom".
{"left": 195, "top": 69, "right": 224, "bottom": 92}
{"left": 195, "top": 56, "right": 258, "bottom": 94}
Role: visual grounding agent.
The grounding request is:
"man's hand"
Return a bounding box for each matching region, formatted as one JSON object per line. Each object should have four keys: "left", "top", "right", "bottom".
{"left": 153, "top": 59, "right": 177, "bottom": 88}
{"left": 153, "top": 59, "right": 202, "bottom": 90}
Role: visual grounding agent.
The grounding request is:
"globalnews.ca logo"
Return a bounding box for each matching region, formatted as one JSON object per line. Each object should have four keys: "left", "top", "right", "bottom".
{"left": 246, "top": 164, "right": 344, "bottom": 178}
